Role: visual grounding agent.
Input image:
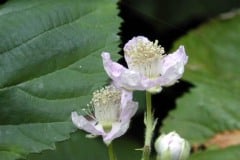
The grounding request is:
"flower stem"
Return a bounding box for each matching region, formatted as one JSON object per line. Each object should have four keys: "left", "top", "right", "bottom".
{"left": 108, "top": 143, "right": 117, "bottom": 160}
{"left": 142, "top": 92, "right": 154, "bottom": 160}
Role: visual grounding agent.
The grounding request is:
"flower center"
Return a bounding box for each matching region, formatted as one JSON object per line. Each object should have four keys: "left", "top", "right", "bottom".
{"left": 124, "top": 36, "right": 165, "bottom": 78}
{"left": 90, "top": 85, "right": 121, "bottom": 129}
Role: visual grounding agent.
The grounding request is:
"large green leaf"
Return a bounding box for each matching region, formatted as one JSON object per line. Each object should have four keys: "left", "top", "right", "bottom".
{"left": 0, "top": 0, "right": 121, "bottom": 159}
{"left": 161, "top": 11, "right": 240, "bottom": 159}
{"left": 189, "top": 146, "right": 240, "bottom": 160}
{"left": 27, "top": 132, "right": 141, "bottom": 160}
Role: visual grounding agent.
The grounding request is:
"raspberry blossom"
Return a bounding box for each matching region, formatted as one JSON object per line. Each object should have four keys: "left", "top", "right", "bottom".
{"left": 71, "top": 85, "right": 138, "bottom": 145}
{"left": 102, "top": 36, "right": 188, "bottom": 93}
{"left": 154, "top": 131, "right": 190, "bottom": 160}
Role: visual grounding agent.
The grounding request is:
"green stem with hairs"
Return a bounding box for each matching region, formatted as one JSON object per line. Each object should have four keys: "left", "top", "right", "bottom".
{"left": 142, "top": 91, "right": 155, "bottom": 160}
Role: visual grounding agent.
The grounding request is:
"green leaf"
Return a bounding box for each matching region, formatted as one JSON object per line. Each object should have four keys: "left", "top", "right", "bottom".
{"left": 161, "top": 11, "right": 240, "bottom": 159}
{"left": 27, "top": 131, "right": 141, "bottom": 160}
{"left": 0, "top": 0, "right": 121, "bottom": 159}
{"left": 189, "top": 146, "right": 240, "bottom": 160}
{"left": 0, "top": 122, "right": 74, "bottom": 159}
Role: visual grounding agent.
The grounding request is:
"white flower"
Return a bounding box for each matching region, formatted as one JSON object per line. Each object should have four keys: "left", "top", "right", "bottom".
{"left": 102, "top": 36, "right": 188, "bottom": 93}
{"left": 154, "top": 131, "right": 190, "bottom": 160}
{"left": 71, "top": 85, "right": 138, "bottom": 145}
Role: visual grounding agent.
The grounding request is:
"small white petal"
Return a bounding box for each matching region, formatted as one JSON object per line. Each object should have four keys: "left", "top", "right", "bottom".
{"left": 119, "top": 70, "right": 145, "bottom": 90}
{"left": 103, "top": 122, "right": 130, "bottom": 145}
{"left": 159, "top": 46, "right": 188, "bottom": 86}
{"left": 120, "top": 89, "right": 133, "bottom": 107}
{"left": 102, "top": 52, "right": 148, "bottom": 90}
{"left": 102, "top": 52, "right": 126, "bottom": 78}
{"left": 71, "top": 112, "right": 105, "bottom": 136}
{"left": 120, "top": 101, "right": 138, "bottom": 123}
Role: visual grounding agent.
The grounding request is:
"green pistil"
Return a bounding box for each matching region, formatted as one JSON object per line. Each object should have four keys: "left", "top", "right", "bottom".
{"left": 102, "top": 122, "right": 112, "bottom": 133}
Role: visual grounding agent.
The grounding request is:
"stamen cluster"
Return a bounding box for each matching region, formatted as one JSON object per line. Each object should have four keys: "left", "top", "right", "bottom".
{"left": 124, "top": 37, "right": 165, "bottom": 65}
{"left": 91, "top": 86, "right": 121, "bottom": 125}
{"left": 71, "top": 85, "right": 138, "bottom": 145}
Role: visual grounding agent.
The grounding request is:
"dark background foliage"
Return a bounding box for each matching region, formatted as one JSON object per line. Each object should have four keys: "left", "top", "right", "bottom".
{"left": 119, "top": 0, "right": 240, "bottom": 50}
{"left": 118, "top": 0, "right": 240, "bottom": 151}
{"left": 1, "top": 0, "right": 240, "bottom": 159}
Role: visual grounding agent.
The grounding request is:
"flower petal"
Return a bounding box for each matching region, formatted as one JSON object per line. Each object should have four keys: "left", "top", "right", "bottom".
{"left": 102, "top": 51, "right": 180, "bottom": 92}
{"left": 71, "top": 111, "right": 105, "bottom": 136}
{"left": 120, "top": 101, "right": 138, "bottom": 123}
{"left": 159, "top": 45, "right": 188, "bottom": 86}
{"left": 123, "top": 36, "right": 150, "bottom": 66}
{"left": 118, "top": 70, "right": 144, "bottom": 89}
{"left": 103, "top": 122, "right": 130, "bottom": 145}
{"left": 101, "top": 52, "right": 126, "bottom": 78}
{"left": 102, "top": 52, "right": 147, "bottom": 90}
{"left": 120, "top": 89, "right": 133, "bottom": 106}
{"left": 124, "top": 36, "right": 149, "bottom": 53}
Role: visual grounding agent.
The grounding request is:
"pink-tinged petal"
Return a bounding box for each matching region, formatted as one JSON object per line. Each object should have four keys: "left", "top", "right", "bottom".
{"left": 103, "top": 122, "right": 130, "bottom": 145}
{"left": 160, "top": 46, "right": 188, "bottom": 75}
{"left": 102, "top": 52, "right": 126, "bottom": 78}
{"left": 120, "top": 88, "right": 138, "bottom": 122}
{"left": 159, "top": 45, "right": 188, "bottom": 86}
{"left": 123, "top": 36, "right": 150, "bottom": 65}
{"left": 141, "top": 78, "right": 161, "bottom": 88}
{"left": 123, "top": 36, "right": 150, "bottom": 51}
{"left": 120, "top": 89, "right": 133, "bottom": 107}
{"left": 102, "top": 52, "right": 147, "bottom": 90}
{"left": 124, "top": 36, "right": 149, "bottom": 53}
{"left": 120, "top": 101, "right": 138, "bottom": 123}
{"left": 71, "top": 112, "right": 105, "bottom": 136}
{"left": 118, "top": 70, "right": 146, "bottom": 90}
{"left": 116, "top": 71, "right": 161, "bottom": 91}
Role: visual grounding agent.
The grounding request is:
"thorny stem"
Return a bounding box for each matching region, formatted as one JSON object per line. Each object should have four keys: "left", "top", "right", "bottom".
{"left": 142, "top": 91, "right": 154, "bottom": 160}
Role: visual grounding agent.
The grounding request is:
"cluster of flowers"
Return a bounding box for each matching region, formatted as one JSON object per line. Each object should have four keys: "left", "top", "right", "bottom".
{"left": 71, "top": 36, "right": 190, "bottom": 160}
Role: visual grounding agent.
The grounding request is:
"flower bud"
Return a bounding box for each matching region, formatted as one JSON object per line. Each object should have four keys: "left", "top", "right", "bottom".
{"left": 154, "top": 131, "right": 190, "bottom": 160}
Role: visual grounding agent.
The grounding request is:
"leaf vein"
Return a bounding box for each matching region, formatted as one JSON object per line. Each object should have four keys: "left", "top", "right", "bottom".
{"left": 1, "top": 8, "right": 98, "bottom": 55}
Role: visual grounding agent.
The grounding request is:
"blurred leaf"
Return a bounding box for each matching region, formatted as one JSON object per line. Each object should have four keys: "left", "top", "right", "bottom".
{"left": 27, "top": 131, "right": 141, "bottom": 160}
{"left": 120, "top": 0, "right": 240, "bottom": 46}
{"left": 161, "top": 11, "right": 240, "bottom": 159}
{"left": 0, "top": 0, "right": 121, "bottom": 159}
{"left": 189, "top": 146, "right": 240, "bottom": 160}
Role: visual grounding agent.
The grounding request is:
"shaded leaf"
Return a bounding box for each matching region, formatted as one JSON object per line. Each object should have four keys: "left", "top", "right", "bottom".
{"left": 0, "top": 0, "right": 121, "bottom": 159}
{"left": 189, "top": 146, "right": 240, "bottom": 160}
{"left": 161, "top": 11, "right": 240, "bottom": 159}
{"left": 120, "top": 0, "right": 240, "bottom": 48}
{"left": 27, "top": 131, "right": 141, "bottom": 160}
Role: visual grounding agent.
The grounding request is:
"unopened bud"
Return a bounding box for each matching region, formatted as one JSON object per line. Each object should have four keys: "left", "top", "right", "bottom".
{"left": 154, "top": 131, "right": 190, "bottom": 160}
